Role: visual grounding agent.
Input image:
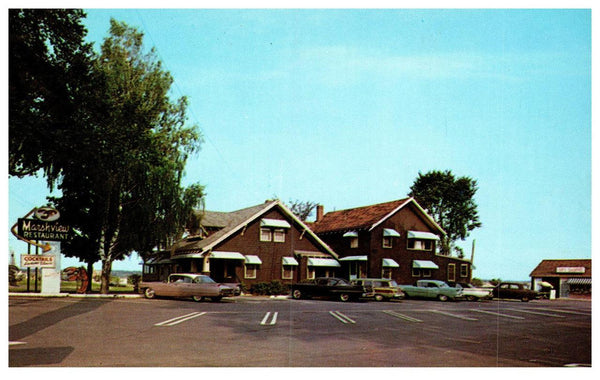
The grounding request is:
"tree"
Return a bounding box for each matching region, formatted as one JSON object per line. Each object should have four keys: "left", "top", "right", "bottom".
{"left": 287, "top": 199, "right": 318, "bottom": 221}
{"left": 9, "top": 9, "right": 95, "bottom": 181}
{"left": 408, "top": 170, "right": 481, "bottom": 256}
{"left": 52, "top": 19, "right": 204, "bottom": 293}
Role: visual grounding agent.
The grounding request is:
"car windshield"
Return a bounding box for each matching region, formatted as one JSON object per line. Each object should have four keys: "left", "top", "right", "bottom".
{"left": 389, "top": 280, "right": 398, "bottom": 287}
{"left": 437, "top": 282, "right": 449, "bottom": 288}
{"left": 194, "top": 276, "right": 216, "bottom": 284}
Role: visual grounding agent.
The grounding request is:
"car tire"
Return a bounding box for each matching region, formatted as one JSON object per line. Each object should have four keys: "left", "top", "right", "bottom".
{"left": 192, "top": 295, "right": 203, "bottom": 302}
{"left": 521, "top": 296, "right": 530, "bottom": 302}
{"left": 144, "top": 288, "right": 155, "bottom": 299}
{"left": 466, "top": 295, "right": 477, "bottom": 302}
{"left": 374, "top": 294, "right": 384, "bottom": 302}
{"left": 437, "top": 294, "right": 449, "bottom": 302}
{"left": 292, "top": 289, "right": 303, "bottom": 299}
{"left": 339, "top": 293, "right": 350, "bottom": 302}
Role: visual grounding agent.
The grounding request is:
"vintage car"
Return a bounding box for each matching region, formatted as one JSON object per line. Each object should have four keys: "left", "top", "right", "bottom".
{"left": 291, "top": 277, "right": 367, "bottom": 302}
{"left": 449, "top": 282, "right": 493, "bottom": 301}
{"left": 139, "top": 273, "right": 237, "bottom": 302}
{"left": 399, "top": 279, "right": 462, "bottom": 301}
{"left": 351, "top": 278, "right": 405, "bottom": 301}
{"left": 492, "top": 282, "right": 539, "bottom": 302}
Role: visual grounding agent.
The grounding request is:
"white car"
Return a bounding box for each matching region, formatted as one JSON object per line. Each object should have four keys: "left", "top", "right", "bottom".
{"left": 452, "top": 282, "right": 493, "bottom": 301}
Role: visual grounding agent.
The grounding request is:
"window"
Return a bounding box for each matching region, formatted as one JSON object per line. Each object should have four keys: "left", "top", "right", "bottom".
{"left": 350, "top": 237, "right": 359, "bottom": 248}
{"left": 382, "top": 267, "right": 392, "bottom": 279}
{"left": 307, "top": 267, "right": 315, "bottom": 279}
{"left": 422, "top": 269, "right": 432, "bottom": 277}
{"left": 408, "top": 239, "right": 432, "bottom": 250}
{"left": 460, "top": 264, "right": 469, "bottom": 277}
{"left": 260, "top": 228, "right": 272, "bottom": 242}
{"left": 282, "top": 265, "right": 294, "bottom": 280}
{"left": 448, "top": 263, "right": 456, "bottom": 282}
{"left": 382, "top": 236, "right": 393, "bottom": 249}
{"left": 412, "top": 268, "right": 421, "bottom": 277}
{"left": 273, "top": 229, "right": 286, "bottom": 243}
{"left": 245, "top": 264, "right": 257, "bottom": 279}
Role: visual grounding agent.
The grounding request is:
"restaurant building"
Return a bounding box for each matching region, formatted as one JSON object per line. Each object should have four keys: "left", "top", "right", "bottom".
{"left": 530, "top": 259, "right": 591, "bottom": 298}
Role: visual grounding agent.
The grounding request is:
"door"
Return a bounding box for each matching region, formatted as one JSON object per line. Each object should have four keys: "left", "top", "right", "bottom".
{"left": 448, "top": 264, "right": 456, "bottom": 283}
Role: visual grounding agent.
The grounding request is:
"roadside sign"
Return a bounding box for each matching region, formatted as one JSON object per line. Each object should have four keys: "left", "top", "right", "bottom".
{"left": 20, "top": 254, "right": 56, "bottom": 268}
{"left": 17, "top": 218, "right": 72, "bottom": 241}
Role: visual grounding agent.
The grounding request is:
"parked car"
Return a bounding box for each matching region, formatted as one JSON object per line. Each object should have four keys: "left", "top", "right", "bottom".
{"left": 351, "top": 278, "right": 404, "bottom": 301}
{"left": 139, "top": 273, "right": 237, "bottom": 302}
{"left": 291, "top": 277, "right": 367, "bottom": 302}
{"left": 399, "top": 279, "right": 462, "bottom": 301}
{"left": 492, "top": 282, "right": 539, "bottom": 302}
{"left": 449, "top": 282, "right": 493, "bottom": 301}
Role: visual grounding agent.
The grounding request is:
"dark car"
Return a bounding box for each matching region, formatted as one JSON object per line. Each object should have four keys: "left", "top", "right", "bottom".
{"left": 492, "top": 282, "right": 539, "bottom": 302}
{"left": 291, "top": 277, "right": 367, "bottom": 302}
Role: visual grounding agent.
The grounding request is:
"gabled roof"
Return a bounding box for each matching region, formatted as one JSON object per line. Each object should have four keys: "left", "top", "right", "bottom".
{"left": 171, "top": 200, "right": 337, "bottom": 258}
{"left": 311, "top": 197, "right": 445, "bottom": 236}
{"left": 529, "top": 259, "right": 592, "bottom": 278}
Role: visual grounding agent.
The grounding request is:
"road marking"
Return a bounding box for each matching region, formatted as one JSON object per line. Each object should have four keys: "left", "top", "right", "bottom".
{"left": 471, "top": 309, "right": 524, "bottom": 320}
{"left": 382, "top": 310, "right": 422, "bottom": 323}
{"left": 329, "top": 311, "right": 356, "bottom": 324}
{"left": 260, "top": 312, "right": 278, "bottom": 325}
{"left": 9, "top": 341, "right": 27, "bottom": 346}
{"left": 155, "top": 312, "right": 206, "bottom": 326}
{"left": 429, "top": 309, "right": 478, "bottom": 321}
{"left": 530, "top": 308, "right": 591, "bottom": 316}
{"left": 506, "top": 308, "right": 566, "bottom": 318}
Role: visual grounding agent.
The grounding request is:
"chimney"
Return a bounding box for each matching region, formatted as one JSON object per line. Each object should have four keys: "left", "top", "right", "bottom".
{"left": 316, "top": 205, "right": 324, "bottom": 222}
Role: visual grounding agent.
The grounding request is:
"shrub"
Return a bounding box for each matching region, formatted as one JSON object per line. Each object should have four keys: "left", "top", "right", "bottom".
{"left": 249, "top": 280, "right": 289, "bottom": 295}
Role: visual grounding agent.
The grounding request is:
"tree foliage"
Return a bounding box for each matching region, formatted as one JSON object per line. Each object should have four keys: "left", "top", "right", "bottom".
{"left": 408, "top": 170, "right": 481, "bottom": 256}
{"left": 9, "top": 9, "right": 94, "bottom": 182}
{"left": 287, "top": 199, "right": 318, "bottom": 221}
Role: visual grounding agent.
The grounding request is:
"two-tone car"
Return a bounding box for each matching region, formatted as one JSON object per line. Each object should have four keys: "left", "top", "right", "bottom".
{"left": 291, "top": 277, "right": 367, "bottom": 302}
{"left": 351, "top": 278, "right": 404, "bottom": 301}
{"left": 139, "top": 273, "right": 237, "bottom": 302}
{"left": 399, "top": 279, "right": 462, "bottom": 301}
{"left": 449, "top": 282, "right": 493, "bottom": 301}
{"left": 492, "top": 282, "right": 539, "bottom": 302}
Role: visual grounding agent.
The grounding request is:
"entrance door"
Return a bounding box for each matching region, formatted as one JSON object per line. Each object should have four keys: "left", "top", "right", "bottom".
{"left": 448, "top": 264, "right": 456, "bottom": 283}
{"left": 210, "top": 260, "right": 239, "bottom": 283}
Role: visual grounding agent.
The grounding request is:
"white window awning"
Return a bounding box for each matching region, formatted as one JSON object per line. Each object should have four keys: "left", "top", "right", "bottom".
{"left": 282, "top": 257, "right": 299, "bottom": 266}
{"left": 567, "top": 278, "right": 591, "bottom": 285}
{"left": 244, "top": 255, "right": 262, "bottom": 265}
{"left": 412, "top": 260, "right": 439, "bottom": 269}
{"left": 408, "top": 231, "right": 440, "bottom": 240}
{"left": 209, "top": 251, "right": 245, "bottom": 260}
{"left": 343, "top": 231, "right": 359, "bottom": 237}
{"left": 261, "top": 218, "right": 291, "bottom": 228}
{"left": 382, "top": 258, "right": 400, "bottom": 268}
{"left": 383, "top": 228, "right": 401, "bottom": 237}
{"left": 338, "top": 255, "right": 368, "bottom": 261}
{"left": 307, "top": 258, "right": 341, "bottom": 267}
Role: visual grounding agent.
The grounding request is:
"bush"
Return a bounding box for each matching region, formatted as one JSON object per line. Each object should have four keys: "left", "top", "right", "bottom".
{"left": 249, "top": 280, "right": 289, "bottom": 295}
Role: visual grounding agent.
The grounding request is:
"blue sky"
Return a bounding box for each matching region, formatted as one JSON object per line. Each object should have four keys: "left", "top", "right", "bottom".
{"left": 7, "top": 8, "right": 592, "bottom": 281}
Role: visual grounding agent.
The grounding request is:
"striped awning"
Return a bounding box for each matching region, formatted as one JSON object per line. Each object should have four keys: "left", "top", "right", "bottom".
{"left": 382, "top": 258, "right": 400, "bottom": 268}
{"left": 412, "top": 260, "right": 439, "bottom": 269}
{"left": 307, "top": 258, "right": 341, "bottom": 267}
{"left": 261, "top": 218, "right": 291, "bottom": 228}
{"left": 408, "top": 231, "right": 440, "bottom": 240}
{"left": 343, "top": 231, "right": 359, "bottom": 237}
{"left": 383, "top": 228, "right": 401, "bottom": 237}
{"left": 244, "top": 255, "right": 262, "bottom": 265}
{"left": 338, "top": 255, "right": 368, "bottom": 261}
{"left": 282, "top": 257, "right": 299, "bottom": 266}
{"left": 209, "top": 251, "right": 245, "bottom": 260}
{"left": 567, "top": 278, "right": 591, "bottom": 285}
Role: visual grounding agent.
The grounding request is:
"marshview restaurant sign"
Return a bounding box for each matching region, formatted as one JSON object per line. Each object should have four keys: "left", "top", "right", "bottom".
{"left": 17, "top": 218, "right": 72, "bottom": 241}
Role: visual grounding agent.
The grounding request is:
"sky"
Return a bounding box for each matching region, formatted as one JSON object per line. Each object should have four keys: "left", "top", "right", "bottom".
{"left": 6, "top": 7, "right": 593, "bottom": 281}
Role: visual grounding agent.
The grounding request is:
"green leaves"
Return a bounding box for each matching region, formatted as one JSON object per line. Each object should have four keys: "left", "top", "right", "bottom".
{"left": 409, "top": 170, "right": 482, "bottom": 256}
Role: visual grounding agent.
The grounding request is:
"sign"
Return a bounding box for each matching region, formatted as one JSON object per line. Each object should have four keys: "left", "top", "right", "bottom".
{"left": 17, "top": 218, "right": 72, "bottom": 241}
{"left": 34, "top": 207, "right": 60, "bottom": 222}
{"left": 556, "top": 267, "right": 586, "bottom": 274}
{"left": 21, "top": 254, "right": 56, "bottom": 268}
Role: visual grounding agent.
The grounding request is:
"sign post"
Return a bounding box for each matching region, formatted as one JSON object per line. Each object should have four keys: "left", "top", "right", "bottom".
{"left": 12, "top": 207, "right": 71, "bottom": 294}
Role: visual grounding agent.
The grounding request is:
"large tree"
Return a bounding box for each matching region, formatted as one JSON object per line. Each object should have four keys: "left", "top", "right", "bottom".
{"left": 408, "top": 170, "right": 482, "bottom": 257}
{"left": 9, "top": 9, "right": 94, "bottom": 181}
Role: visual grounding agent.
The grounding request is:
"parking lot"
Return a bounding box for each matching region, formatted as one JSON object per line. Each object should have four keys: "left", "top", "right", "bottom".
{"left": 9, "top": 295, "right": 591, "bottom": 367}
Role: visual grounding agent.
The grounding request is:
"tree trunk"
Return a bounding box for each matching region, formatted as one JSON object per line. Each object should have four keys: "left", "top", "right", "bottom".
{"left": 86, "top": 261, "right": 94, "bottom": 293}
{"left": 100, "top": 259, "right": 112, "bottom": 294}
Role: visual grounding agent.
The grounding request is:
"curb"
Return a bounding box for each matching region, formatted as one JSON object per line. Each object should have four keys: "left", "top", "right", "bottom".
{"left": 9, "top": 292, "right": 143, "bottom": 299}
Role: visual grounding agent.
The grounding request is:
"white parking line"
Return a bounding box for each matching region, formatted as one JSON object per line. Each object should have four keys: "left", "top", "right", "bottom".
{"left": 329, "top": 311, "right": 356, "bottom": 324}
{"left": 471, "top": 309, "right": 524, "bottom": 320}
{"left": 429, "top": 309, "right": 478, "bottom": 321}
{"left": 382, "top": 310, "right": 422, "bottom": 323}
{"left": 9, "top": 341, "right": 27, "bottom": 346}
{"left": 260, "top": 312, "right": 278, "bottom": 325}
{"left": 530, "top": 308, "right": 591, "bottom": 316}
{"left": 154, "top": 312, "right": 207, "bottom": 326}
{"left": 506, "top": 309, "right": 566, "bottom": 318}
